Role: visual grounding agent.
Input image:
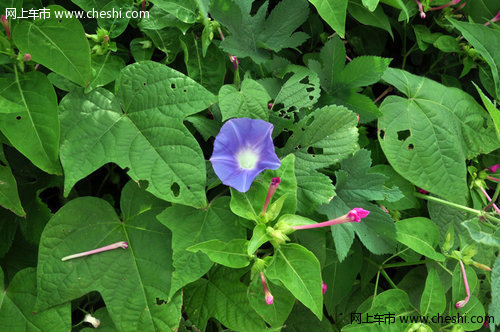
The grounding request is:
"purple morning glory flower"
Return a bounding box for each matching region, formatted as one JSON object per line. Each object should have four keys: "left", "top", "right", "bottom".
{"left": 210, "top": 118, "right": 281, "bottom": 192}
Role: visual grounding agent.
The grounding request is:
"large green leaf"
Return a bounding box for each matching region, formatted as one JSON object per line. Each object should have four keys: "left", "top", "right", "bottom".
{"left": 266, "top": 243, "right": 323, "bottom": 319}
{"left": 59, "top": 61, "right": 216, "bottom": 208}
{"left": 396, "top": 217, "right": 445, "bottom": 261}
{"left": 0, "top": 71, "right": 60, "bottom": 174}
{"left": 308, "top": 0, "right": 348, "bottom": 38}
{"left": 0, "top": 267, "right": 71, "bottom": 330}
{"left": 448, "top": 18, "right": 500, "bottom": 100}
{"left": 280, "top": 105, "right": 358, "bottom": 212}
{"left": 12, "top": 5, "right": 91, "bottom": 86}
{"left": 420, "top": 268, "right": 446, "bottom": 316}
{"left": 184, "top": 267, "right": 267, "bottom": 331}
{"left": 157, "top": 197, "right": 246, "bottom": 298}
{"left": 219, "top": 79, "right": 270, "bottom": 121}
{"left": 210, "top": 0, "right": 309, "bottom": 63}
{"left": 36, "top": 182, "right": 182, "bottom": 331}
{"left": 462, "top": 218, "right": 500, "bottom": 248}
{"left": 379, "top": 68, "right": 499, "bottom": 204}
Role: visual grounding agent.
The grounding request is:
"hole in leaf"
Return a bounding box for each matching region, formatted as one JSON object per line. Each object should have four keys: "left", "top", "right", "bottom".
{"left": 16, "top": 116, "right": 21, "bottom": 120}
{"left": 299, "top": 77, "right": 310, "bottom": 84}
{"left": 187, "top": 185, "right": 191, "bottom": 190}
{"left": 308, "top": 95, "right": 314, "bottom": 100}
{"left": 171, "top": 83, "right": 176, "bottom": 89}
{"left": 156, "top": 297, "right": 167, "bottom": 305}
{"left": 171, "top": 182, "right": 180, "bottom": 197}
{"left": 143, "top": 82, "right": 146, "bottom": 86}
{"left": 408, "top": 143, "right": 414, "bottom": 150}
{"left": 183, "top": 89, "right": 187, "bottom": 93}
{"left": 295, "top": 145, "right": 302, "bottom": 150}
{"left": 307, "top": 146, "right": 314, "bottom": 154}
{"left": 397, "top": 130, "right": 411, "bottom": 141}
{"left": 301, "top": 127, "right": 305, "bottom": 132}
{"left": 379, "top": 129, "right": 385, "bottom": 139}
{"left": 306, "top": 87, "right": 314, "bottom": 92}
{"left": 58, "top": 19, "right": 62, "bottom": 23}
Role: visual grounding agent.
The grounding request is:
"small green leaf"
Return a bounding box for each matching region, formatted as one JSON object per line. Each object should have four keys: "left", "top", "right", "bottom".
{"left": 308, "top": 0, "right": 348, "bottom": 38}
{"left": 266, "top": 243, "right": 323, "bottom": 319}
{"left": 230, "top": 181, "right": 268, "bottom": 222}
{"left": 396, "top": 217, "right": 445, "bottom": 261}
{"left": 86, "top": 53, "right": 125, "bottom": 92}
{"left": 348, "top": 0, "right": 393, "bottom": 38}
{"left": 188, "top": 239, "right": 250, "bottom": 268}
{"left": 420, "top": 268, "right": 446, "bottom": 316}
{"left": 337, "top": 56, "right": 391, "bottom": 89}
{"left": 462, "top": 218, "right": 500, "bottom": 247}
{"left": 12, "top": 5, "right": 91, "bottom": 86}
{"left": 433, "top": 35, "right": 460, "bottom": 53}
{"left": 475, "top": 82, "right": 500, "bottom": 141}
{"left": 219, "top": 79, "right": 270, "bottom": 121}
{"left": 262, "top": 154, "right": 298, "bottom": 216}
{"left": 248, "top": 224, "right": 272, "bottom": 255}
{"left": 0, "top": 161, "right": 24, "bottom": 216}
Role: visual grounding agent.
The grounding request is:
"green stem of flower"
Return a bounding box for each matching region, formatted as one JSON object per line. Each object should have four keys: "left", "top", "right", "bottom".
{"left": 414, "top": 193, "right": 483, "bottom": 216}
{"left": 383, "top": 259, "right": 432, "bottom": 269}
{"left": 380, "top": 269, "right": 398, "bottom": 289}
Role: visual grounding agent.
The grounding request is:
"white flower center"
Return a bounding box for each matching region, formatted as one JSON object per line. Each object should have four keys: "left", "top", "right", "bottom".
{"left": 237, "top": 149, "right": 259, "bottom": 169}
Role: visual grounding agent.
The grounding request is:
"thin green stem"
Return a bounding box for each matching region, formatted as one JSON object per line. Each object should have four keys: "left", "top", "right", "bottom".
{"left": 484, "top": 214, "right": 500, "bottom": 225}
{"left": 380, "top": 269, "right": 398, "bottom": 289}
{"left": 382, "top": 248, "right": 409, "bottom": 265}
{"left": 437, "top": 262, "right": 453, "bottom": 276}
{"left": 372, "top": 270, "right": 381, "bottom": 307}
{"left": 414, "top": 193, "right": 483, "bottom": 216}
{"left": 383, "top": 259, "right": 432, "bottom": 269}
{"left": 402, "top": 22, "right": 407, "bottom": 70}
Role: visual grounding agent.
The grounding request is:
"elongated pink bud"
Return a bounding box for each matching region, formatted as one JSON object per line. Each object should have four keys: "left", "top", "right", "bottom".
{"left": 61, "top": 241, "right": 128, "bottom": 261}
{"left": 1, "top": 15, "right": 10, "bottom": 39}
{"left": 413, "top": 0, "right": 426, "bottom": 18}
{"left": 261, "top": 177, "right": 281, "bottom": 216}
{"left": 260, "top": 272, "right": 274, "bottom": 305}
{"left": 484, "top": 10, "right": 500, "bottom": 26}
{"left": 292, "top": 208, "right": 370, "bottom": 230}
{"left": 455, "top": 260, "right": 470, "bottom": 309}
{"left": 488, "top": 164, "right": 500, "bottom": 173}
{"left": 322, "top": 281, "right": 327, "bottom": 294}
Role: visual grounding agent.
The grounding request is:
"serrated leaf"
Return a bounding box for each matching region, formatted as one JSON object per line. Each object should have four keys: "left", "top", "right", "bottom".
{"left": 211, "top": 0, "right": 309, "bottom": 63}
{"left": 266, "top": 243, "right": 323, "bottom": 319}
{"left": 0, "top": 71, "right": 61, "bottom": 175}
{"left": 274, "top": 65, "right": 321, "bottom": 112}
{"left": 219, "top": 79, "right": 270, "bottom": 121}
{"left": 379, "top": 68, "right": 499, "bottom": 204}
{"left": 60, "top": 61, "right": 216, "bottom": 208}
{"left": 36, "top": 182, "right": 182, "bottom": 331}
{"left": 369, "top": 164, "right": 418, "bottom": 210}
{"left": 448, "top": 18, "right": 500, "bottom": 100}
{"left": 184, "top": 267, "right": 267, "bottom": 331}
{"left": 12, "top": 5, "right": 91, "bottom": 86}
{"left": 396, "top": 217, "right": 445, "bottom": 261}
{"left": 308, "top": 0, "right": 348, "bottom": 38}
{"left": 0, "top": 267, "right": 71, "bottom": 331}
{"left": 158, "top": 197, "right": 245, "bottom": 298}
{"left": 420, "top": 268, "right": 446, "bottom": 316}
{"left": 188, "top": 239, "right": 250, "bottom": 268}
{"left": 280, "top": 105, "right": 358, "bottom": 212}
{"left": 307, "top": 36, "right": 346, "bottom": 91}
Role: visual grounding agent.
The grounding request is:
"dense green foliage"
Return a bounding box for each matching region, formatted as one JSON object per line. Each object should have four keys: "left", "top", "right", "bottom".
{"left": 0, "top": 0, "right": 499, "bottom": 331}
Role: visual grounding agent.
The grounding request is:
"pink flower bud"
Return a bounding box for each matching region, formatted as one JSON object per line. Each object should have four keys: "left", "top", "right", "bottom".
{"left": 322, "top": 281, "right": 327, "bottom": 294}
{"left": 347, "top": 208, "right": 370, "bottom": 222}
{"left": 24, "top": 54, "right": 32, "bottom": 61}
{"left": 488, "top": 164, "right": 500, "bottom": 173}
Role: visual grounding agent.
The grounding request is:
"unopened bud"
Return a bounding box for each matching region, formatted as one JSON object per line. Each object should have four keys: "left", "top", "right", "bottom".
{"left": 472, "top": 261, "right": 491, "bottom": 272}
{"left": 24, "top": 54, "right": 31, "bottom": 61}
